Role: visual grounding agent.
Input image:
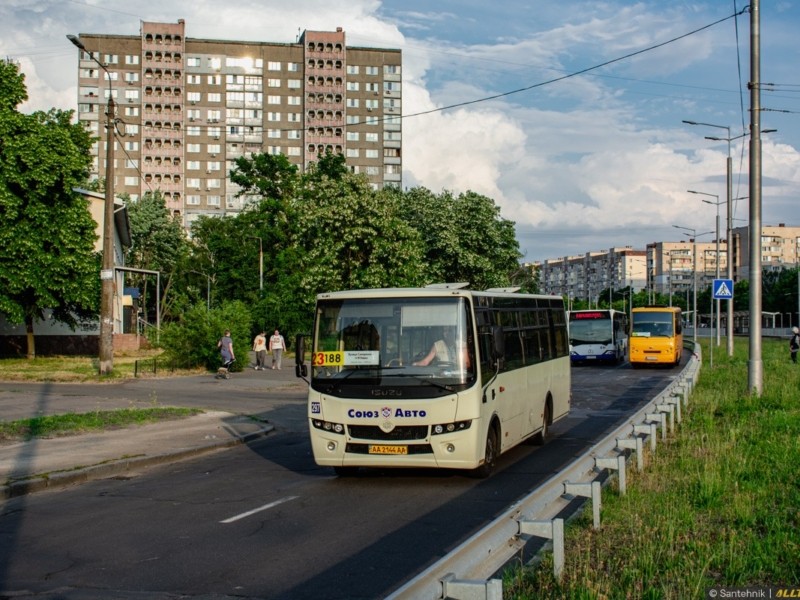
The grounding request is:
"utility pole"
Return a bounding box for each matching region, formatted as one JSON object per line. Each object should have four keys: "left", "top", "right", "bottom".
{"left": 68, "top": 34, "right": 116, "bottom": 375}
{"left": 748, "top": 0, "right": 763, "bottom": 395}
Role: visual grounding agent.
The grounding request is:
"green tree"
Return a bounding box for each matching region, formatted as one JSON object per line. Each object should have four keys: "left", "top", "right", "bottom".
{"left": 294, "top": 172, "right": 425, "bottom": 308}
{"left": 0, "top": 60, "right": 99, "bottom": 358}
{"left": 123, "top": 190, "right": 188, "bottom": 321}
{"left": 397, "top": 187, "right": 521, "bottom": 289}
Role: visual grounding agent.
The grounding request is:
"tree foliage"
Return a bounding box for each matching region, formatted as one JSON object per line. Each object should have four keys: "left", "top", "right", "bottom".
{"left": 0, "top": 60, "right": 99, "bottom": 357}
{"left": 123, "top": 191, "right": 189, "bottom": 321}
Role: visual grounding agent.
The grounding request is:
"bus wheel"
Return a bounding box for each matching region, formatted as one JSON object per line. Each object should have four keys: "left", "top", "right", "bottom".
{"left": 471, "top": 426, "right": 498, "bottom": 478}
{"left": 530, "top": 401, "right": 551, "bottom": 446}
{"left": 334, "top": 466, "right": 359, "bottom": 477}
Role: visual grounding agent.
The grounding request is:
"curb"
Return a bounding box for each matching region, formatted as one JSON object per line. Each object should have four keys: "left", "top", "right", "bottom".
{"left": 0, "top": 424, "right": 274, "bottom": 500}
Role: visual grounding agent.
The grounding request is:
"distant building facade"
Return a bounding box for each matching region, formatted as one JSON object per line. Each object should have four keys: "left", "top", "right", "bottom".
{"left": 72, "top": 20, "right": 402, "bottom": 229}
{"left": 535, "top": 247, "right": 646, "bottom": 303}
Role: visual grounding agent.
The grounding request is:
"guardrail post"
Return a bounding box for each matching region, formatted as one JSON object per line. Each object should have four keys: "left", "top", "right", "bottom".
{"left": 595, "top": 454, "right": 627, "bottom": 495}
{"left": 666, "top": 395, "right": 682, "bottom": 423}
{"left": 655, "top": 403, "right": 675, "bottom": 434}
{"left": 616, "top": 435, "right": 644, "bottom": 471}
{"left": 440, "top": 574, "right": 503, "bottom": 600}
{"left": 633, "top": 422, "right": 658, "bottom": 454}
{"left": 563, "top": 481, "right": 602, "bottom": 529}
{"left": 517, "top": 518, "right": 565, "bottom": 579}
{"left": 645, "top": 412, "right": 666, "bottom": 441}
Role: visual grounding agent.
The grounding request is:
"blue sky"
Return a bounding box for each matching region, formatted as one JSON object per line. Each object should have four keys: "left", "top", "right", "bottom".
{"left": 2, "top": 0, "right": 799, "bottom": 263}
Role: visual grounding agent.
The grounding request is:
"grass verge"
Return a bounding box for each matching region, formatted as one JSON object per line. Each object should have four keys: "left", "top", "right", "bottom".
{"left": 504, "top": 337, "right": 800, "bottom": 599}
{"left": 0, "top": 407, "right": 203, "bottom": 442}
{"left": 0, "top": 351, "right": 205, "bottom": 382}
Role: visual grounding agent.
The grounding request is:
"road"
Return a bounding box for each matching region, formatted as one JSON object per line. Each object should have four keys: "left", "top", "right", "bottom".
{"left": 0, "top": 357, "right": 687, "bottom": 599}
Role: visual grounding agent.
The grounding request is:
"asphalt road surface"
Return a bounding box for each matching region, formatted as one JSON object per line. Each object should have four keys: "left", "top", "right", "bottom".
{"left": 0, "top": 355, "right": 688, "bottom": 599}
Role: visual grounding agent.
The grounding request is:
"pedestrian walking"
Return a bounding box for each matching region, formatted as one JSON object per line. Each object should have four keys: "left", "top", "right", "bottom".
{"left": 253, "top": 331, "right": 267, "bottom": 370}
{"left": 216, "top": 330, "right": 235, "bottom": 379}
{"left": 269, "top": 329, "right": 287, "bottom": 370}
{"left": 790, "top": 326, "right": 799, "bottom": 364}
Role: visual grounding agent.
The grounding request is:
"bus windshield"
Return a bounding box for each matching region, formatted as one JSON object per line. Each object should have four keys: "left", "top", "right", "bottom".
{"left": 312, "top": 296, "right": 477, "bottom": 390}
{"left": 569, "top": 312, "right": 613, "bottom": 345}
{"left": 631, "top": 312, "right": 674, "bottom": 337}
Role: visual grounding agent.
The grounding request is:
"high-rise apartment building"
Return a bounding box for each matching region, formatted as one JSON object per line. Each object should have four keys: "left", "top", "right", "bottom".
{"left": 72, "top": 20, "right": 402, "bottom": 228}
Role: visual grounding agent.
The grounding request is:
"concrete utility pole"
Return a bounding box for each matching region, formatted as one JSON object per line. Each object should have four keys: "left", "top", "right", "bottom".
{"left": 68, "top": 34, "right": 116, "bottom": 375}
{"left": 748, "top": 0, "right": 763, "bottom": 395}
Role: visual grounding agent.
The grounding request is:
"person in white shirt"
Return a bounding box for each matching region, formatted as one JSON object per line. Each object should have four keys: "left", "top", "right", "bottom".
{"left": 269, "top": 329, "right": 287, "bottom": 369}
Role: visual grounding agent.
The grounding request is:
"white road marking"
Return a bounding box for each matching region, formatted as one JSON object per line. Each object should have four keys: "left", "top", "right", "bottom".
{"left": 220, "top": 496, "right": 299, "bottom": 524}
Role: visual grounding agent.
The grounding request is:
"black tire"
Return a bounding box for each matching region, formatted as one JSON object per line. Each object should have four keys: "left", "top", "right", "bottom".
{"left": 471, "top": 426, "right": 498, "bottom": 478}
{"left": 530, "top": 401, "right": 551, "bottom": 446}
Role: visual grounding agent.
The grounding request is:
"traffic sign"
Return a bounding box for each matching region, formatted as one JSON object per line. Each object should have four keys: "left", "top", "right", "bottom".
{"left": 712, "top": 279, "right": 734, "bottom": 300}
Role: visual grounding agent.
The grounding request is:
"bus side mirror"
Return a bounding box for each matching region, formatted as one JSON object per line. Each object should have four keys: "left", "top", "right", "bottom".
{"left": 295, "top": 334, "right": 308, "bottom": 379}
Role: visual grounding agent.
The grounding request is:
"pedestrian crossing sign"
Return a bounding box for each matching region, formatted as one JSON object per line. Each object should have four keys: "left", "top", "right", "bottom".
{"left": 713, "top": 279, "right": 734, "bottom": 299}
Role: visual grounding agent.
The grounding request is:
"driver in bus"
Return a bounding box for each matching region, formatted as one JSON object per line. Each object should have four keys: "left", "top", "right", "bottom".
{"left": 413, "top": 328, "right": 470, "bottom": 368}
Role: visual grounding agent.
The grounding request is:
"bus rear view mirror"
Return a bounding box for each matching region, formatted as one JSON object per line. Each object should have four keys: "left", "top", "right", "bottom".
{"left": 295, "top": 334, "right": 306, "bottom": 366}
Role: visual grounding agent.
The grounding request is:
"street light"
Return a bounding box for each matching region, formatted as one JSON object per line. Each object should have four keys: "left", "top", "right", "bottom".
{"left": 68, "top": 34, "right": 117, "bottom": 375}
{"left": 673, "top": 225, "right": 714, "bottom": 343}
{"left": 689, "top": 190, "right": 723, "bottom": 347}
{"left": 688, "top": 123, "right": 775, "bottom": 360}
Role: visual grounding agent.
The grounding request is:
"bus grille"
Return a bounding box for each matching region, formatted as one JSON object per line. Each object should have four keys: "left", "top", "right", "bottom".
{"left": 347, "top": 425, "right": 429, "bottom": 441}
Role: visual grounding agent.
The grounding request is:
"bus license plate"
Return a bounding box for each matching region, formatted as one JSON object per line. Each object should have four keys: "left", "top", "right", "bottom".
{"left": 369, "top": 445, "right": 408, "bottom": 455}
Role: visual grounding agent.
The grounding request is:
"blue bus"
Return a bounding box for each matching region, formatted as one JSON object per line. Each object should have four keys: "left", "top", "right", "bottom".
{"left": 568, "top": 309, "right": 628, "bottom": 365}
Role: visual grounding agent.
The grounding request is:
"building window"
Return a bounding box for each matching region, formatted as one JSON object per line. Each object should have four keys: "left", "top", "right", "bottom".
{"left": 384, "top": 65, "right": 401, "bottom": 75}
{"left": 346, "top": 148, "right": 359, "bottom": 158}
{"left": 366, "top": 132, "right": 378, "bottom": 142}
{"left": 125, "top": 72, "right": 139, "bottom": 83}
{"left": 347, "top": 132, "right": 359, "bottom": 141}
{"left": 287, "top": 146, "right": 301, "bottom": 156}
{"left": 188, "top": 74, "right": 201, "bottom": 85}
{"left": 365, "top": 149, "right": 379, "bottom": 159}
{"left": 187, "top": 126, "right": 201, "bottom": 136}
{"left": 365, "top": 66, "right": 379, "bottom": 76}
{"left": 347, "top": 65, "right": 359, "bottom": 75}
{"left": 187, "top": 178, "right": 201, "bottom": 189}
{"left": 208, "top": 195, "right": 221, "bottom": 206}
{"left": 267, "top": 112, "right": 281, "bottom": 122}
{"left": 207, "top": 161, "right": 221, "bottom": 171}
{"left": 287, "top": 79, "right": 301, "bottom": 89}
{"left": 188, "top": 92, "right": 201, "bottom": 103}
{"left": 268, "top": 61, "right": 281, "bottom": 71}
{"left": 267, "top": 146, "right": 281, "bottom": 155}
{"left": 267, "top": 129, "right": 281, "bottom": 139}
{"left": 208, "top": 74, "right": 222, "bottom": 85}
{"left": 287, "top": 130, "right": 300, "bottom": 140}
{"left": 124, "top": 176, "right": 138, "bottom": 186}
{"left": 287, "top": 62, "right": 299, "bottom": 72}
{"left": 208, "top": 144, "right": 221, "bottom": 154}
{"left": 187, "top": 161, "right": 200, "bottom": 170}
{"left": 187, "top": 144, "right": 200, "bottom": 153}
{"left": 187, "top": 57, "right": 201, "bottom": 67}
{"left": 124, "top": 141, "right": 138, "bottom": 151}
{"left": 125, "top": 55, "right": 140, "bottom": 65}
{"left": 346, "top": 98, "right": 359, "bottom": 108}
{"left": 287, "top": 96, "right": 301, "bottom": 105}
{"left": 346, "top": 81, "right": 359, "bottom": 91}
{"left": 103, "top": 54, "right": 119, "bottom": 64}
{"left": 267, "top": 78, "right": 281, "bottom": 88}
{"left": 207, "top": 92, "right": 221, "bottom": 102}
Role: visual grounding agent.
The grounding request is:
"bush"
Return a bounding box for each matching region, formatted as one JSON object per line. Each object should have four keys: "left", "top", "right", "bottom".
{"left": 153, "top": 300, "right": 253, "bottom": 371}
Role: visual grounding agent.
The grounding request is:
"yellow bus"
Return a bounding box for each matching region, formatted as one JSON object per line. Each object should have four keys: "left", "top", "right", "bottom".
{"left": 295, "top": 284, "right": 571, "bottom": 477}
{"left": 629, "top": 306, "right": 683, "bottom": 366}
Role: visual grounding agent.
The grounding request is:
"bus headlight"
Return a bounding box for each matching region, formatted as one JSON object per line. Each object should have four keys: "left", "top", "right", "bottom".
{"left": 312, "top": 419, "right": 345, "bottom": 435}
{"left": 431, "top": 420, "right": 472, "bottom": 436}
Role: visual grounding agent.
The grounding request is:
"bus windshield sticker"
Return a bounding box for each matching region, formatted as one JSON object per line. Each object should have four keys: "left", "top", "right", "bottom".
{"left": 344, "top": 351, "right": 380, "bottom": 366}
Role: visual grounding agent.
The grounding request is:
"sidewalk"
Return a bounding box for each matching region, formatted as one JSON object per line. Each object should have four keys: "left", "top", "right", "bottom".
{"left": 0, "top": 357, "right": 303, "bottom": 500}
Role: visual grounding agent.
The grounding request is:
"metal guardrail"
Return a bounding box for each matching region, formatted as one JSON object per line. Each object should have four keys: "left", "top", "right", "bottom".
{"left": 386, "top": 345, "right": 702, "bottom": 600}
